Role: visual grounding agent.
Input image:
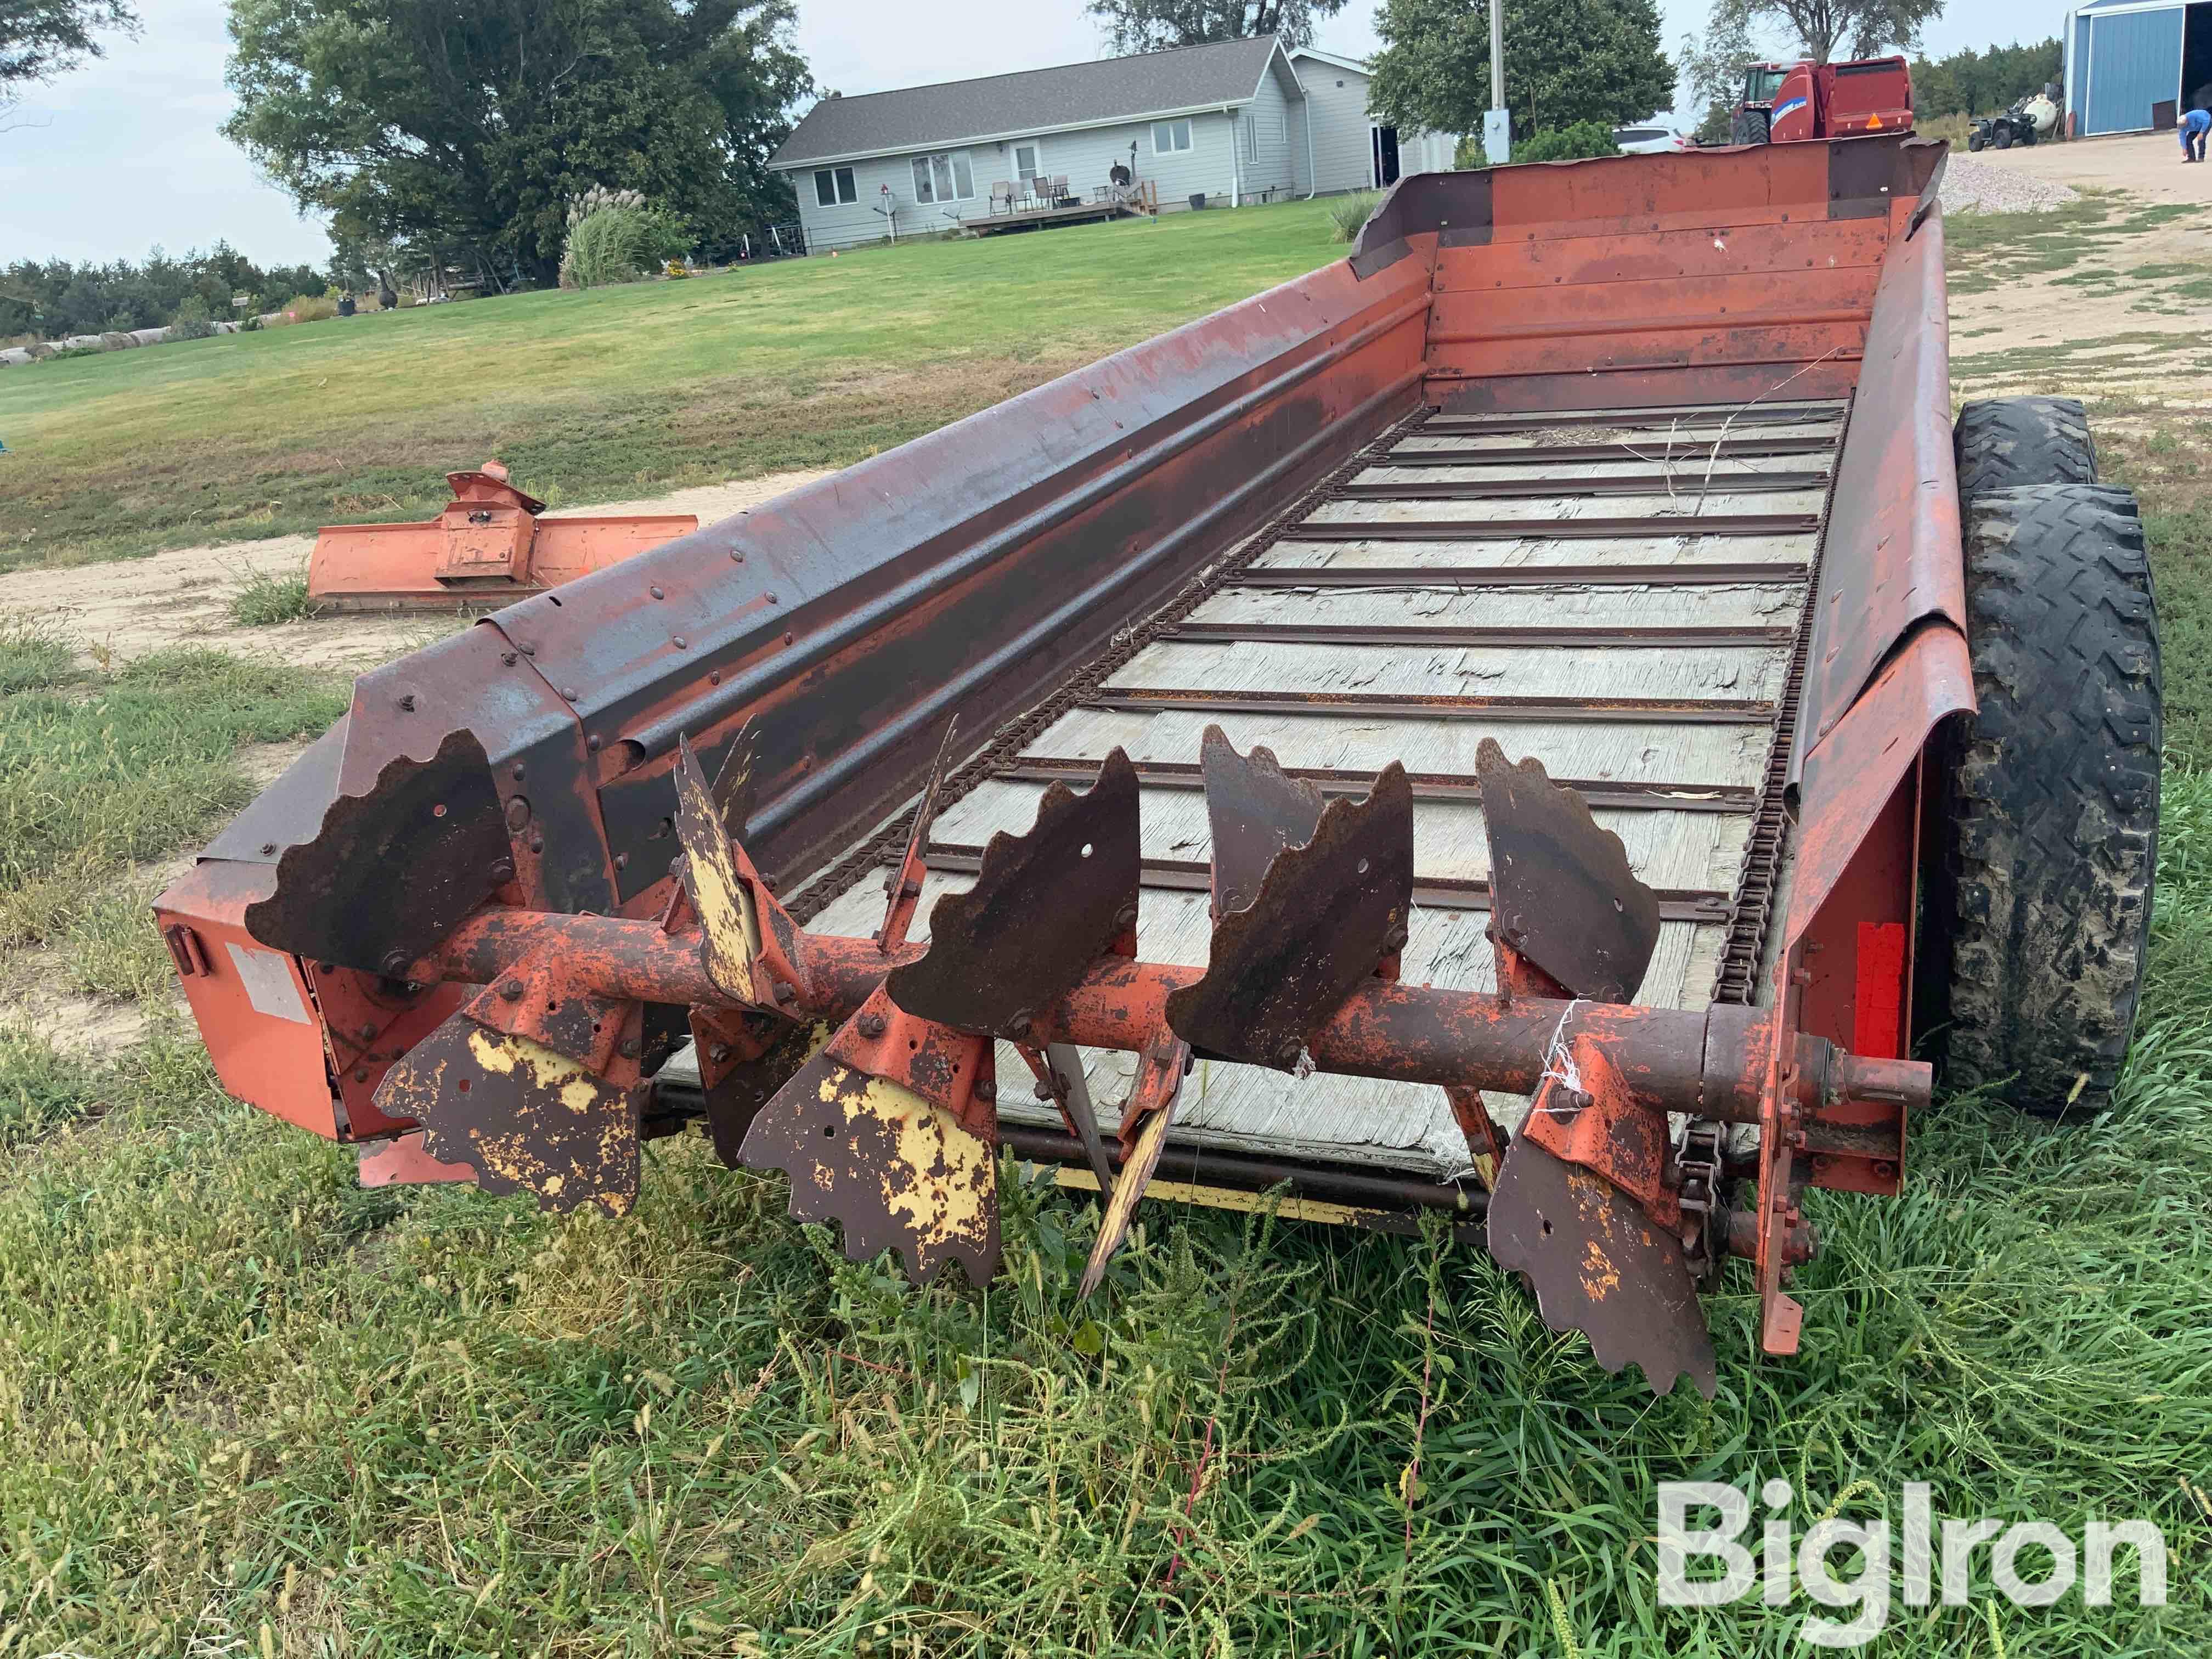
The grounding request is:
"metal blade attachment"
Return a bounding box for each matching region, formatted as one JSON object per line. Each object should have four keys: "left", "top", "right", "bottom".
{"left": 887, "top": 749, "right": 1141, "bottom": 1039}
{"left": 246, "top": 727, "right": 512, "bottom": 976}
{"left": 740, "top": 988, "right": 1000, "bottom": 1285}
{"left": 1078, "top": 1032, "right": 1190, "bottom": 1296}
{"left": 1486, "top": 1042, "right": 1715, "bottom": 1398}
{"left": 375, "top": 1009, "right": 644, "bottom": 1217}
{"left": 1475, "top": 737, "right": 1660, "bottom": 1004}
{"left": 673, "top": 733, "right": 762, "bottom": 1005}
{"left": 1165, "top": 730, "right": 1412, "bottom": 1070}
{"left": 880, "top": 718, "right": 961, "bottom": 955}
{"left": 1021, "top": 1041, "right": 1118, "bottom": 1198}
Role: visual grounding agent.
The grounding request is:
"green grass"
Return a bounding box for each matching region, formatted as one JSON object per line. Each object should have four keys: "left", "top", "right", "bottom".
{"left": 2100, "top": 407, "right": 2212, "bottom": 765}
{"left": 1944, "top": 194, "right": 2198, "bottom": 296}
{"left": 0, "top": 647, "right": 348, "bottom": 949}
{"left": 228, "top": 566, "right": 321, "bottom": 627}
{"left": 0, "top": 200, "right": 1352, "bottom": 574}
{"left": 0, "top": 611, "right": 78, "bottom": 695}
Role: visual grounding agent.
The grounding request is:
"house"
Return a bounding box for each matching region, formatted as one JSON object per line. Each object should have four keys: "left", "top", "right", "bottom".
{"left": 769, "top": 37, "right": 1457, "bottom": 253}
{"left": 2062, "top": 0, "right": 2212, "bottom": 136}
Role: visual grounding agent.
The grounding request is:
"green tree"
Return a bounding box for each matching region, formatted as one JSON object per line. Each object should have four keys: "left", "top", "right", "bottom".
{"left": 1370, "top": 0, "right": 1674, "bottom": 142}
{"left": 1087, "top": 0, "right": 1347, "bottom": 53}
{"left": 2, "top": 0, "right": 136, "bottom": 94}
{"left": 1909, "top": 37, "right": 2059, "bottom": 117}
{"left": 222, "top": 0, "right": 811, "bottom": 287}
{"left": 1692, "top": 0, "right": 1942, "bottom": 70}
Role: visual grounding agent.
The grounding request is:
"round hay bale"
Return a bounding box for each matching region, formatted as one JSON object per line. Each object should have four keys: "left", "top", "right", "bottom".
{"left": 101, "top": 331, "right": 137, "bottom": 350}
{"left": 131, "top": 326, "right": 170, "bottom": 346}
{"left": 0, "top": 347, "right": 32, "bottom": 368}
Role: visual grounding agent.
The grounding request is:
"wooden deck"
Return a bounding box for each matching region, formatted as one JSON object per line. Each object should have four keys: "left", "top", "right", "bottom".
{"left": 962, "top": 198, "right": 1147, "bottom": 236}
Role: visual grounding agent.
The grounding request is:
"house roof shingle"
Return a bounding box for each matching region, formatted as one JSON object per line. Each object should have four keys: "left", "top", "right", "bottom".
{"left": 771, "top": 36, "right": 1286, "bottom": 169}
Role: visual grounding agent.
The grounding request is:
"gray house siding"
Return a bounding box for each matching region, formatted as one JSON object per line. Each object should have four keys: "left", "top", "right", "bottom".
{"left": 1238, "top": 71, "right": 1304, "bottom": 200}
{"left": 791, "top": 107, "right": 1294, "bottom": 252}
{"left": 776, "top": 39, "right": 1434, "bottom": 253}
{"left": 1294, "top": 56, "right": 1379, "bottom": 194}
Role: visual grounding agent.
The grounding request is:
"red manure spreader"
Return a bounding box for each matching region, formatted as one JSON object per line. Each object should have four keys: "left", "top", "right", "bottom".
{"left": 156, "top": 136, "right": 2159, "bottom": 1398}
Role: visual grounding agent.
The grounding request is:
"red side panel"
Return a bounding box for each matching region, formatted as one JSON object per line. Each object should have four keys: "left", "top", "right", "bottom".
{"left": 1823, "top": 58, "right": 1914, "bottom": 138}
{"left": 154, "top": 862, "right": 340, "bottom": 1138}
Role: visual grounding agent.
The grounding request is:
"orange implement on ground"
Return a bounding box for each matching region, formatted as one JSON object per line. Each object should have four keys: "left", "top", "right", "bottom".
{"left": 306, "top": 460, "right": 696, "bottom": 611}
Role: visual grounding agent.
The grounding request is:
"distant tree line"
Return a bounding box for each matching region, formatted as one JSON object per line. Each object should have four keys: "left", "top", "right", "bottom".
{"left": 0, "top": 245, "right": 325, "bottom": 341}
{"left": 1909, "top": 37, "right": 2061, "bottom": 118}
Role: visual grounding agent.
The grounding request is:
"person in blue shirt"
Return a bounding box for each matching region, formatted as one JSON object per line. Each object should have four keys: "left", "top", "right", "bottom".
{"left": 2183, "top": 107, "right": 2211, "bottom": 163}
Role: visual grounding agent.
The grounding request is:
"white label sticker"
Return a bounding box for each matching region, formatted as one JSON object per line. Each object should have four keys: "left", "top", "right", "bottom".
{"left": 224, "top": 942, "right": 312, "bottom": 1025}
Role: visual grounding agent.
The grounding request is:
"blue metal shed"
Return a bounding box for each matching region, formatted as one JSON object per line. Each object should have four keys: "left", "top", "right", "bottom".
{"left": 2064, "top": 0, "right": 2203, "bottom": 134}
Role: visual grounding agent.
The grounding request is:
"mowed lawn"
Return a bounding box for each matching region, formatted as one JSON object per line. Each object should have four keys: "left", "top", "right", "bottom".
{"left": 2, "top": 204, "right": 2210, "bottom": 1655}
{"left": 0, "top": 199, "right": 1352, "bottom": 572}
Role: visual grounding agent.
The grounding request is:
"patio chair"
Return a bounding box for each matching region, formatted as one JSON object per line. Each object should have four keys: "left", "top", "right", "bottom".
{"left": 1049, "top": 174, "right": 1071, "bottom": 205}
{"left": 990, "top": 180, "right": 1014, "bottom": 216}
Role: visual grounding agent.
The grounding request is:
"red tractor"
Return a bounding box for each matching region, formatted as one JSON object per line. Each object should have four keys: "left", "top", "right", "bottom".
{"left": 1731, "top": 56, "right": 1914, "bottom": 145}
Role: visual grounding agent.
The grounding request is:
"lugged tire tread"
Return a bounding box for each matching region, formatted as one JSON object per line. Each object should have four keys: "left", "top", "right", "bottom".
{"left": 1939, "top": 482, "right": 2159, "bottom": 1118}
{"left": 1954, "top": 396, "right": 2097, "bottom": 501}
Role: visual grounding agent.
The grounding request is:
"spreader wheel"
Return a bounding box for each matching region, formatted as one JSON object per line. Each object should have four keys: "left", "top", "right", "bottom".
{"left": 1937, "top": 483, "right": 2160, "bottom": 1116}
{"left": 1955, "top": 396, "right": 2098, "bottom": 500}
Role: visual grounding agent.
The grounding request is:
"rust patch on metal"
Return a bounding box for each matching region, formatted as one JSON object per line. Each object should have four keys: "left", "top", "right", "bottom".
{"left": 1516, "top": 1034, "right": 1680, "bottom": 1229}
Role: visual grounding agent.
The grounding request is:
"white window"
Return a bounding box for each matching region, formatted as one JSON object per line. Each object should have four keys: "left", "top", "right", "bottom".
{"left": 1013, "top": 142, "right": 1043, "bottom": 183}
{"left": 1152, "top": 117, "right": 1193, "bottom": 154}
{"left": 813, "top": 167, "right": 856, "bottom": 206}
{"left": 910, "top": 151, "right": 975, "bottom": 203}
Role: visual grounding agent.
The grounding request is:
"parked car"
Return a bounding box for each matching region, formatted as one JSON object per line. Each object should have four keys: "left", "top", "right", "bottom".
{"left": 1613, "top": 125, "right": 1687, "bottom": 153}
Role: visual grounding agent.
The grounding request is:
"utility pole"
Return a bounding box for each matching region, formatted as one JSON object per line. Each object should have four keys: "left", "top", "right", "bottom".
{"left": 1483, "top": 0, "right": 1511, "bottom": 166}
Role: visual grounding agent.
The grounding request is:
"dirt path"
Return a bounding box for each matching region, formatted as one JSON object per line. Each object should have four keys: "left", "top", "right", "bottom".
{"left": 0, "top": 469, "right": 830, "bottom": 671}
{"left": 1947, "top": 134, "right": 2212, "bottom": 399}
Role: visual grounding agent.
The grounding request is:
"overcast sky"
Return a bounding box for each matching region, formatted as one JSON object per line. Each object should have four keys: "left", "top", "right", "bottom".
{"left": 4, "top": 0, "right": 2057, "bottom": 269}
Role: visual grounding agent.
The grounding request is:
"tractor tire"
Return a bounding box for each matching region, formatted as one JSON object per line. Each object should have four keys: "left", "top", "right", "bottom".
{"left": 1731, "top": 109, "right": 1771, "bottom": 146}
{"left": 1955, "top": 396, "right": 2098, "bottom": 500}
{"left": 1937, "top": 483, "right": 2160, "bottom": 1118}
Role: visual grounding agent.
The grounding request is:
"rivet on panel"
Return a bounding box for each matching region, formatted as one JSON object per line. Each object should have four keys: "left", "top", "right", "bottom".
{"left": 650, "top": 585, "right": 665, "bottom": 600}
